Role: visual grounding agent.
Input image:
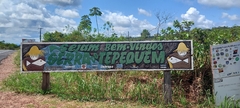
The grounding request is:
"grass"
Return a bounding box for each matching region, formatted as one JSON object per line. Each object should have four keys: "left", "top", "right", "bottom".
{"left": 4, "top": 50, "right": 238, "bottom": 107}
{"left": 219, "top": 97, "right": 240, "bottom": 108}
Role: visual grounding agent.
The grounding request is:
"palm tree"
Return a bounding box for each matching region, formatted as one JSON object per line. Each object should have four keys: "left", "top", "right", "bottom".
{"left": 89, "top": 7, "right": 102, "bottom": 35}
{"left": 78, "top": 15, "right": 92, "bottom": 34}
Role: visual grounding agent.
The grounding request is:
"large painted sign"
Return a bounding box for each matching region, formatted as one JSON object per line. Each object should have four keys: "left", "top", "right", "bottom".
{"left": 210, "top": 41, "right": 240, "bottom": 106}
{"left": 21, "top": 40, "right": 193, "bottom": 72}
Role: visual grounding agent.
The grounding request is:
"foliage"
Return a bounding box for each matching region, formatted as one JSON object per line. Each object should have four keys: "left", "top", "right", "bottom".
{"left": 3, "top": 51, "right": 213, "bottom": 107}
{"left": 219, "top": 97, "right": 240, "bottom": 108}
{"left": 14, "top": 50, "right": 21, "bottom": 68}
{"left": 0, "top": 40, "right": 19, "bottom": 50}
{"left": 103, "top": 21, "right": 114, "bottom": 36}
{"left": 173, "top": 20, "right": 194, "bottom": 32}
{"left": 43, "top": 31, "right": 65, "bottom": 42}
{"left": 161, "top": 20, "right": 240, "bottom": 105}
{"left": 78, "top": 15, "right": 92, "bottom": 35}
{"left": 140, "top": 29, "right": 150, "bottom": 40}
{"left": 66, "top": 30, "right": 85, "bottom": 42}
{"left": 27, "top": 7, "right": 240, "bottom": 107}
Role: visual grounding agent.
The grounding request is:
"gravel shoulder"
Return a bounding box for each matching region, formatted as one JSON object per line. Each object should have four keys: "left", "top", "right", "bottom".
{"left": 0, "top": 52, "right": 85, "bottom": 108}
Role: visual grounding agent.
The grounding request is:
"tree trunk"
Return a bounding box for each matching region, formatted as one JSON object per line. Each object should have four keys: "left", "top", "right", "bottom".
{"left": 95, "top": 15, "right": 99, "bottom": 35}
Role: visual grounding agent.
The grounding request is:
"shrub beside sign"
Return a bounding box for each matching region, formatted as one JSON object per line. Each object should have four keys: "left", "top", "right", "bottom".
{"left": 21, "top": 40, "right": 193, "bottom": 72}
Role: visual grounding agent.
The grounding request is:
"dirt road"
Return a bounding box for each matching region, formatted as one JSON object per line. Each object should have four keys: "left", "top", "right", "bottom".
{"left": 0, "top": 50, "right": 15, "bottom": 63}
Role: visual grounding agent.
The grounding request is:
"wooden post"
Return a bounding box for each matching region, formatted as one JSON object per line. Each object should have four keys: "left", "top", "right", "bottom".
{"left": 164, "top": 70, "right": 172, "bottom": 104}
{"left": 42, "top": 72, "right": 50, "bottom": 91}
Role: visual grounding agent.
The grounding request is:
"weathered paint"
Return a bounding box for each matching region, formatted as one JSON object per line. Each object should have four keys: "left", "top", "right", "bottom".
{"left": 21, "top": 40, "right": 193, "bottom": 72}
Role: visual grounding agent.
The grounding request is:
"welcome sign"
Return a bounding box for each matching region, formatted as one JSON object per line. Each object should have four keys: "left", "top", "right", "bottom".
{"left": 21, "top": 41, "right": 193, "bottom": 72}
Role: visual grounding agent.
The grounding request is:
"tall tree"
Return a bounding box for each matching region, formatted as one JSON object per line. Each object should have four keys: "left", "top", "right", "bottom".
{"left": 155, "top": 11, "right": 172, "bottom": 37}
{"left": 141, "top": 29, "right": 150, "bottom": 40}
{"left": 103, "top": 21, "right": 114, "bottom": 36}
{"left": 78, "top": 15, "right": 92, "bottom": 34}
{"left": 89, "top": 7, "right": 102, "bottom": 35}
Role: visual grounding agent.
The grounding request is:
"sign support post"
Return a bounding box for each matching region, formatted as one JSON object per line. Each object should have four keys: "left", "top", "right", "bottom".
{"left": 42, "top": 72, "right": 50, "bottom": 92}
{"left": 20, "top": 41, "right": 193, "bottom": 97}
{"left": 164, "top": 70, "right": 172, "bottom": 104}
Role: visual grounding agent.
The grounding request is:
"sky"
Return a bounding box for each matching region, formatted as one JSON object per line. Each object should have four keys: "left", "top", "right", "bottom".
{"left": 0, "top": 0, "right": 240, "bottom": 45}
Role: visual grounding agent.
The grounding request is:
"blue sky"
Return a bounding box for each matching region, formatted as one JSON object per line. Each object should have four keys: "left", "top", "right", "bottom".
{"left": 0, "top": 0, "right": 240, "bottom": 45}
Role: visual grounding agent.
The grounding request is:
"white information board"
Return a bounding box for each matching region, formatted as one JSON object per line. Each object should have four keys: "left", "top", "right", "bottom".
{"left": 211, "top": 41, "right": 240, "bottom": 105}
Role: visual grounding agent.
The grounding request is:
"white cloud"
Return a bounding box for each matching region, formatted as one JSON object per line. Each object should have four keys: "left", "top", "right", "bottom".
{"left": 45, "top": 15, "right": 76, "bottom": 28}
{"left": 198, "top": 0, "right": 240, "bottom": 9}
{"left": 0, "top": 0, "right": 78, "bottom": 44}
{"left": 218, "top": 21, "right": 228, "bottom": 27}
{"left": 16, "top": 3, "right": 43, "bottom": 14}
{"left": 181, "top": 7, "right": 214, "bottom": 28}
{"left": 222, "top": 12, "right": 240, "bottom": 21}
{"left": 167, "top": 22, "right": 173, "bottom": 27}
{"left": 138, "top": 8, "right": 151, "bottom": 16}
{"left": 40, "top": 0, "right": 81, "bottom": 7}
{"left": 101, "top": 11, "right": 155, "bottom": 36}
{"left": 55, "top": 9, "right": 79, "bottom": 18}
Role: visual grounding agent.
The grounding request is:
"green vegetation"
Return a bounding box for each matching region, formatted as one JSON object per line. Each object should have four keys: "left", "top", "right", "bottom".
{"left": 219, "top": 97, "right": 240, "bottom": 108}
{"left": 0, "top": 40, "right": 19, "bottom": 50}
{"left": 3, "top": 7, "right": 240, "bottom": 107}
{"left": 0, "top": 50, "right": 227, "bottom": 107}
